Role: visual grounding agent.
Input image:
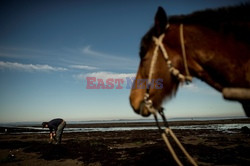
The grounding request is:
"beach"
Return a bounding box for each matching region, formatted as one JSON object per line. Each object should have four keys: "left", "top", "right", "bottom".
{"left": 0, "top": 118, "right": 250, "bottom": 166}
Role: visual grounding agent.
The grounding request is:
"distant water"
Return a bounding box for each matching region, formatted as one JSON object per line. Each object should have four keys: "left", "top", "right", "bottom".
{"left": 2, "top": 123, "right": 249, "bottom": 134}
{"left": 0, "top": 116, "right": 249, "bottom": 134}
{"left": 1, "top": 122, "right": 250, "bottom": 135}
{"left": 0, "top": 116, "right": 246, "bottom": 126}
{"left": 64, "top": 123, "right": 250, "bottom": 133}
{"left": 66, "top": 116, "right": 248, "bottom": 124}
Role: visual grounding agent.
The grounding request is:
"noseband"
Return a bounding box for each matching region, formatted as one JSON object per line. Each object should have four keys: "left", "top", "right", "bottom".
{"left": 142, "top": 24, "right": 192, "bottom": 115}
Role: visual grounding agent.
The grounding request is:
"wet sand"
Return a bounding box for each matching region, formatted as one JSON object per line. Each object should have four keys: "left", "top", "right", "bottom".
{"left": 0, "top": 119, "right": 250, "bottom": 166}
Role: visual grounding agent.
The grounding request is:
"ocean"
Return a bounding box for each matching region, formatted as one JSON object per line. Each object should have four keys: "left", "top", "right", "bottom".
{"left": 0, "top": 116, "right": 249, "bottom": 134}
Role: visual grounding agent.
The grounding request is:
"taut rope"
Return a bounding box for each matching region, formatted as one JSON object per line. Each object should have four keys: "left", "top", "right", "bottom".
{"left": 154, "top": 110, "right": 198, "bottom": 166}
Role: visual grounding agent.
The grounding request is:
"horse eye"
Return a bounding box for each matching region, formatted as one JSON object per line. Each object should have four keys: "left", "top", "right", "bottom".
{"left": 139, "top": 42, "right": 147, "bottom": 59}
{"left": 139, "top": 48, "right": 146, "bottom": 59}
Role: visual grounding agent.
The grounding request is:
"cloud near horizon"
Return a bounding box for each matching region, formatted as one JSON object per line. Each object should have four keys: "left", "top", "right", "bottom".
{"left": 0, "top": 61, "right": 67, "bottom": 72}
{"left": 74, "top": 71, "right": 136, "bottom": 81}
{"left": 69, "top": 65, "right": 99, "bottom": 70}
{"left": 82, "top": 46, "right": 137, "bottom": 68}
{"left": 82, "top": 46, "right": 130, "bottom": 61}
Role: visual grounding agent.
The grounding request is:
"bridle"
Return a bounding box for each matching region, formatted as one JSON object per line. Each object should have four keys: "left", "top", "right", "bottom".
{"left": 142, "top": 24, "right": 192, "bottom": 115}
{"left": 141, "top": 24, "right": 198, "bottom": 166}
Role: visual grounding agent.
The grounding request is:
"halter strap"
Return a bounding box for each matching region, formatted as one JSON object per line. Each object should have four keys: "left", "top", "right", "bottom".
{"left": 143, "top": 24, "right": 192, "bottom": 115}
{"left": 150, "top": 24, "right": 192, "bottom": 84}
{"left": 142, "top": 24, "right": 197, "bottom": 166}
{"left": 180, "top": 24, "right": 192, "bottom": 82}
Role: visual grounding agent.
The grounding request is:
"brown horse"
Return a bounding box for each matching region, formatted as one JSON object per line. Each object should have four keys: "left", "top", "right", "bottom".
{"left": 130, "top": 5, "right": 250, "bottom": 117}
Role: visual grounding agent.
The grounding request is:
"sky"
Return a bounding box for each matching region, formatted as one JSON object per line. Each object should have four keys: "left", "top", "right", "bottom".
{"left": 0, "top": 0, "right": 249, "bottom": 123}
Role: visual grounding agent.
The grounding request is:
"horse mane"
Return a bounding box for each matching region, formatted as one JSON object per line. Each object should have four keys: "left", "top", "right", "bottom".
{"left": 169, "top": 3, "right": 250, "bottom": 44}
{"left": 140, "top": 4, "right": 250, "bottom": 59}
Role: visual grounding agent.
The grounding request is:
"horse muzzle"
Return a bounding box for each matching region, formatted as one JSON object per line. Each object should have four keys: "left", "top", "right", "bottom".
{"left": 129, "top": 96, "right": 151, "bottom": 117}
{"left": 139, "top": 101, "right": 152, "bottom": 117}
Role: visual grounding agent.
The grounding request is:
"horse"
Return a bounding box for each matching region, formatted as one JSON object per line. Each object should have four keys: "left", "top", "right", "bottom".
{"left": 129, "top": 5, "right": 250, "bottom": 117}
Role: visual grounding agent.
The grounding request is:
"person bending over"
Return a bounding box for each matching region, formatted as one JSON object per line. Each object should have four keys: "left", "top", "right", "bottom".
{"left": 42, "top": 118, "right": 66, "bottom": 144}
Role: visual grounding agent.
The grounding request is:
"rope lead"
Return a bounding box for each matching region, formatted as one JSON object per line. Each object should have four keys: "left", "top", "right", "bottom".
{"left": 154, "top": 111, "right": 198, "bottom": 166}
{"left": 145, "top": 24, "right": 197, "bottom": 165}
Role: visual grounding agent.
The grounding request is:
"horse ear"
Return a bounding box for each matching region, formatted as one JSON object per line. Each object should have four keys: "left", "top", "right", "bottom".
{"left": 154, "top": 6, "right": 168, "bottom": 36}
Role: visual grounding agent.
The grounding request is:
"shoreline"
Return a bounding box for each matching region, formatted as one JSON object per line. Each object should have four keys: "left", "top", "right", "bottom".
{"left": 0, "top": 122, "right": 250, "bottom": 165}
{"left": 1, "top": 118, "right": 250, "bottom": 134}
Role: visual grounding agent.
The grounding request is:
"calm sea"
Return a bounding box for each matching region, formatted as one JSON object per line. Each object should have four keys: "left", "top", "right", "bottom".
{"left": 1, "top": 116, "right": 249, "bottom": 134}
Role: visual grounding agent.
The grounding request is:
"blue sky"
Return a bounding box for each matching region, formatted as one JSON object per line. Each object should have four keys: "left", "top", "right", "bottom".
{"left": 0, "top": 0, "right": 248, "bottom": 122}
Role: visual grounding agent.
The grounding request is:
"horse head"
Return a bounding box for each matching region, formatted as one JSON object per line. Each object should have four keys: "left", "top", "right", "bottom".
{"left": 130, "top": 7, "right": 189, "bottom": 117}
{"left": 130, "top": 5, "right": 250, "bottom": 117}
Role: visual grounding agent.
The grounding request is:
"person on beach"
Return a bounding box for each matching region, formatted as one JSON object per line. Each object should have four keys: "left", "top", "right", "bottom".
{"left": 42, "top": 118, "right": 66, "bottom": 144}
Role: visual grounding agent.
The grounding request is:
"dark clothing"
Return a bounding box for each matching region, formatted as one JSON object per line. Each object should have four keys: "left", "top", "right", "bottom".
{"left": 48, "top": 118, "right": 64, "bottom": 133}
{"left": 47, "top": 118, "right": 66, "bottom": 144}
